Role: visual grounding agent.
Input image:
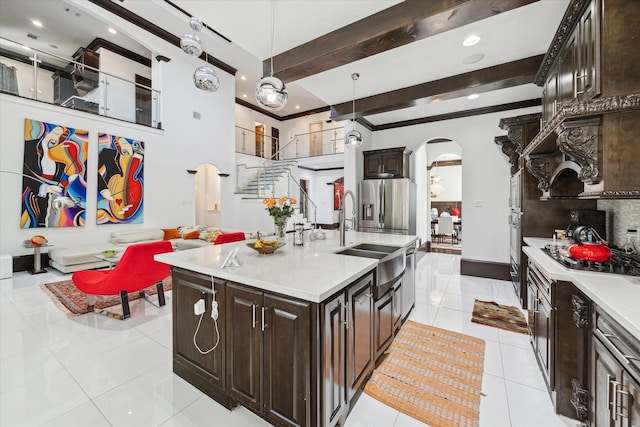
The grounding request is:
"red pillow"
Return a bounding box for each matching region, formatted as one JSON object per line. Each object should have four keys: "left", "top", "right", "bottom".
{"left": 162, "top": 228, "right": 180, "bottom": 240}
{"left": 183, "top": 230, "right": 200, "bottom": 240}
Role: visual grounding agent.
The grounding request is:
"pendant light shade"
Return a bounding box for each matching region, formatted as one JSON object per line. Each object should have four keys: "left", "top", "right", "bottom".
{"left": 256, "top": 0, "right": 288, "bottom": 110}
{"left": 256, "top": 76, "right": 287, "bottom": 110}
{"left": 180, "top": 18, "right": 204, "bottom": 56}
{"left": 194, "top": 65, "right": 220, "bottom": 92}
{"left": 345, "top": 72, "right": 363, "bottom": 148}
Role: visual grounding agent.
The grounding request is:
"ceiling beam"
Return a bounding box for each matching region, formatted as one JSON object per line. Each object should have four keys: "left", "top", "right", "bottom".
{"left": 267, "top": 0, "right": 538, "bottom": 82}
{"left": 329, "top": 55, "right": 544, "bottom": 120}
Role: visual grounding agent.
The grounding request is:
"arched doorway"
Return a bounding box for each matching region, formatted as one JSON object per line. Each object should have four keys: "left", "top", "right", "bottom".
{"left": 194, "top": 163, "right": 222, "bottom": 227}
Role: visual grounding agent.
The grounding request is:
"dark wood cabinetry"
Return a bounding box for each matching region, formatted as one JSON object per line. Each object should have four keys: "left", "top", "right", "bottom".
{"left": 71, "top": 48, "right": 99, "bottom": 91}
{"left": 591, "top": 309, "right": 640, "bottom": 426}
{"left": 226, "top": 282, "right": 311, "bottom": 427}
{"left": 525, "top": 0, "right": 640, "bottom": 199}
{"left": 345, "top": 274, "right": 374, "bottom": 401}
{"left": 172, "top": 268, "right": 231, "bottom": 407}
{"left": 363, "top": 147, "right": 411, "bottom": 179}
{"left": 374, "top": 278, "right": 402, "bottom": 361}
{"left": 322, "top": 292, "right": 347, "bottom": 427}
{"left": 527, "top": 261, "right": 554, "bottom": 389}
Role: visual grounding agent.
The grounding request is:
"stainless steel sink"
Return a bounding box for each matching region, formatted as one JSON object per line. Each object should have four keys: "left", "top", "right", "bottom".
{"left": 351, "top": 243, "right": 399, "bottom": 253}
{"left": 335, "top": 244, "right": 405, "bottom": 298}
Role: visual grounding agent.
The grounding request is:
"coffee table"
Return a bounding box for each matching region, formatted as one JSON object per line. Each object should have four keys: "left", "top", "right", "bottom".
{"left": 94, "top": 253, "right": 122, "bottom": 269}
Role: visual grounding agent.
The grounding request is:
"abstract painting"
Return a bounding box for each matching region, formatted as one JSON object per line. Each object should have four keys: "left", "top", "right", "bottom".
{"left": 21, "top": 119, "right": 88, "bottom": 228}
{"left": 96, "top": 133, "right": 144, "bottom": 224}
{"left": 334, "top": 177, "right": 344, "bottom": 210}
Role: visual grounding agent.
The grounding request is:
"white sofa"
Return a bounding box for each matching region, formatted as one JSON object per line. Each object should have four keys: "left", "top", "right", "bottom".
{"left": 49, "top": 227, "right": 270, "bottom": 273}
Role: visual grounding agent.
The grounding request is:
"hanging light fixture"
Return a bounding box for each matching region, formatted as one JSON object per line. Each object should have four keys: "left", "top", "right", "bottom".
{"left": 345, "top": 72, "right": 363, "bottom": 148}
{"left": 256, "top": 0, "right": 288, "bottom": 110}
{"left": 185, "top": 18, "right": 219, "bottom": 92}
{"left": 430, "top": 160, "right": 445, "bottom": 197}
{"left": 180, "top": 17, "right": 203, "bottom": 57}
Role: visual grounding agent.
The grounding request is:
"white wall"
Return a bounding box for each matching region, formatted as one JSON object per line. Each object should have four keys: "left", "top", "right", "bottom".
{"left": 0, "top": 19, "right": 236, "bottom": 257}
{"left": 372, "top": 107, "right": 540, "bottom": 264}
{"left": 0, "top": 56, "right": 54, "bottom": 103}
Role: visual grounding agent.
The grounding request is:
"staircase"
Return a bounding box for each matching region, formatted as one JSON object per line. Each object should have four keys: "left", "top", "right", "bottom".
{"left": 236, "top": 161, "right": 296, "bottom": 198}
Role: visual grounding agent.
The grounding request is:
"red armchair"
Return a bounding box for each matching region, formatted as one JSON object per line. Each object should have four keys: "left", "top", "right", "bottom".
{"left": 72, "top": 241, "right": 173, "bottom": 319}
{"left": 214, "top": 232, "right": 246, "bottom": 245}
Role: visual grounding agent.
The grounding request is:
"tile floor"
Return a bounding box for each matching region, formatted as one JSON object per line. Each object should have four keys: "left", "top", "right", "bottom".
{"left": 0, "top": 253, "right": 580, "bottom": 427}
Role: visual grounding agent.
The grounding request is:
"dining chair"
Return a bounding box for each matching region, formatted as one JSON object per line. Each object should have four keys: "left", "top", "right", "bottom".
{"left": 437, "top": 216, "right": 457, "bottom": 244}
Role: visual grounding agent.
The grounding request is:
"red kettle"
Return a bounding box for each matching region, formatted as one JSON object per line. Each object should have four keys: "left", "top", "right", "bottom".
{"left": 568, "top": 226, "right": 612, "bottom": 262}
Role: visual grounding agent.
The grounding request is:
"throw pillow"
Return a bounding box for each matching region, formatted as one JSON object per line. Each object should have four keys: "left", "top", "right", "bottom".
{"left": 183, "top": 230, "right": 200, "bottom": 240}
{"left": 163, "top": 228, "right": 180, "bottom": 240}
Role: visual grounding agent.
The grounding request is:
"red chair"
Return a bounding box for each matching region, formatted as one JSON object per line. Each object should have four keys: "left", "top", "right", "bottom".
{"left": 214, "top": 232, "right": 246, "bottom": 245}
{"left": 72, "top": 241, "right": 173, "bottom": 320}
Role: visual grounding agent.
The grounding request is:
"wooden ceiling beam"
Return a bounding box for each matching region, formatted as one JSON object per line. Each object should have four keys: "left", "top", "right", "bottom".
{"left": 329, "top": 55, "right": 544, "bottom": 120}
{"left": 267, "top": 0, "right": 538, "bottom": 82}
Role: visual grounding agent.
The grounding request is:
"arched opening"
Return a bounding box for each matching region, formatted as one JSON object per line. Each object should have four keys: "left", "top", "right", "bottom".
{"left": 194, "top": 163, "right": 222, "bottom": 227}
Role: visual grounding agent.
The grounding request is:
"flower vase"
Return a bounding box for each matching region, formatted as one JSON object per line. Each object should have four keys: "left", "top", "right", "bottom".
{"left": 274, "top": 218, "right": 288, "bottom": 242}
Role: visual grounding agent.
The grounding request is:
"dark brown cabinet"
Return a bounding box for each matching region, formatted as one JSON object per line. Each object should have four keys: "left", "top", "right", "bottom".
{"left": 346, "top": 274, "right": 374, "bottom": 400}
{"left": 322, "top": 292, "right": 347, "bottom": 427}
{"left": 527, "top": 262, "right": 554, "bottom": 389}
{"left": 591, "top": 309, "right": 640, "bottom": 426}
{"left": 363, "top": 147, "right": 410, "bottom": 179}
{"left": 321, "top": 272, "right": 375, "bottom": 427}
{"left": 374, "top": 278, "right": 402, "bottom": 361}
{"left": 226, "top": 282, "right": 311, "bottom": 427}
{"left": 172, "top": 268, "right": 230, "bottom": 407}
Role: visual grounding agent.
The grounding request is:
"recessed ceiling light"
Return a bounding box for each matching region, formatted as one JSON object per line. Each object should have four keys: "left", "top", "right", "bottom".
{"left": 22, "top": 45, "right": 31, "bottom": 51}
{"left": 462, "top": 53, "right": 485, "bottom": 65}
{"left": 467, "top": 94, "right": 479, "bottom": 100}
{"left": 108, "top": 28, "right": 117, "bottom": 34}
{"left": 240, "top": 75, "right": 246, "bottom": 80}
{"left": 462, "top": 34, "right": 480, "bottom": 47}
{"left": 242, "top": 94, "right": 247, "bottom": 98}
{"left": 31, "top": 20, "right": 43, "bottom": 27}
{"left": 295, "top": 105, "right": 300, "bottom": 109}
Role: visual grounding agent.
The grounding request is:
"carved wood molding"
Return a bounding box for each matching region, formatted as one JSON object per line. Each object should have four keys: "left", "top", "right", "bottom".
{"left": 571, "top": 379, "right": 589, "bottom": 421}
{"left": 508, "top": 127, "right": 524, "bottom": 154}
{"left": 571, "top": 295, "right": 590, "bottom": 328}
{"left": 494, "top": 135, "right": 517, "bottom": 167}
{"left": 522, "top": 92, "right": 640, "bottom": 157}
{"left": 534, "top": 0, "right": 590, "bottom": 86}
{"left": 556, "top": 121, "right": 600, "bottom": 184}
{"left": 526, "top": 156, "right": 553, "bottom": 192}
{"left": 498, "top": 113, "right": 541, "bottom": 129}
{"left": 579, "top": 190, "right": 640, "bottom": 198}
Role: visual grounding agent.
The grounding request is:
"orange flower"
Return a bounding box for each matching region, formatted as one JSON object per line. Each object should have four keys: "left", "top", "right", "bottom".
{"left": 279, "top": 196, "right": 287, "bottom": 204}
{"left": 290, "top": 198, "right": 297, "bottom": 204}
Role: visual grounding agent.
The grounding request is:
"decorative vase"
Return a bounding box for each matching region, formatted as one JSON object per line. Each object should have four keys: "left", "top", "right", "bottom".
{"left": 274, "top": 217, "right": 288, "bottom": 242}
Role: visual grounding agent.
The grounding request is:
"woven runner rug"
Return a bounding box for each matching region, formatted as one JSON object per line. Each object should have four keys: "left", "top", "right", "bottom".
{"left": 364, "top": 320, "right": 485, "bottom": 427}
{"left": 471, "top": 299, "right": 529, "bottom": 335}
{"left": 41, "top": 277, "right": 171, "bottom": 316}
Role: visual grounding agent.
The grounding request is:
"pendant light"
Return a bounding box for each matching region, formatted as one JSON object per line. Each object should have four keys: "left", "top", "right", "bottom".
{"left": 430, "top": 160, "right": 445, "bottom": 197}
{"left": 194, "top": 44, "right": 220, "bottom": 92}
{"left": 180, "top": 17, "right": 203, "bottom": 57}
{"left": 256, "top": 0, "right": 288, "bottom": 111}
{"left": 345, "top": 72, "right": 363, "bottom": 148}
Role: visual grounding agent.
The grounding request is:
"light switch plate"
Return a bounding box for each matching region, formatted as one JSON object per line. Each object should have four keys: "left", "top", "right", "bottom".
{"left": 474, "top": 200, "right": 483, "bottom": 207}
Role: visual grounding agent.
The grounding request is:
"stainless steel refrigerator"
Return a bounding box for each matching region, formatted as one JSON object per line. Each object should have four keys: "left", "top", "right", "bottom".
{"left": 359, "top": 178, "right": 416, "bottom": 235}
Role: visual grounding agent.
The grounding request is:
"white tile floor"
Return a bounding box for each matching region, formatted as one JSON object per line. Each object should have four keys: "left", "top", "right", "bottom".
{"left": 0, "top": 253, "right": 579, "bottom": 427}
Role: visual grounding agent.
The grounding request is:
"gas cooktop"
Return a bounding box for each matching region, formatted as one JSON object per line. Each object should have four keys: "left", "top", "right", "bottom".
{"left": 543, "top": 245, "right": 640, "bottom": 276}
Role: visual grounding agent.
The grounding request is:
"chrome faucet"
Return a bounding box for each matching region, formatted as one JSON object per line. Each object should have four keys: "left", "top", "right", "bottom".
{"left": 339, "top": 190, "right": 357, "bottom": 246}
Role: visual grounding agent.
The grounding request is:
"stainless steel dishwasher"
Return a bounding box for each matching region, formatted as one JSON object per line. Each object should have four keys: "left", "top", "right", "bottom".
{"left": 402, "top": 243, "right": 416, "bottom": 320}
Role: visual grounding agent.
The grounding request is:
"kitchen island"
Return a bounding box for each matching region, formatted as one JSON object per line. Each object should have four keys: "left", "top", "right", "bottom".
{"left": 155, "top": 230, "right": 418, "bottom": 427}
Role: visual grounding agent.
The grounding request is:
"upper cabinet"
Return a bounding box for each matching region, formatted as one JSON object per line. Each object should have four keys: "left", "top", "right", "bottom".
{"left": 524, "top": 0, "right": 640, "bottom": 200}
{"left": 363, "top": 147, "right": 411, "bottom": 179}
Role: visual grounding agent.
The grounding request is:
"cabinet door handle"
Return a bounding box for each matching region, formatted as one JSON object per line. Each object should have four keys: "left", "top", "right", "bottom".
{"left": 252, "top": 304, "right": 257, "bottom": 328}
{"left": 342, "top": 303, "right": 348, "bottom": 330}
{"left": 261, "top": 306, "right": 267, "bottom": 331}
{"left": 610, "top": 378, "right": 620, "bottom": 421}
{"left": 616, "top": 387, "right": 630, "bottom": 419}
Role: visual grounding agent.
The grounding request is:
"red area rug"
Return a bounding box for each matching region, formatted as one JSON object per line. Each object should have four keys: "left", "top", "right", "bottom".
{"left": 471, "top": 300, "right": 529, "bottom": 334}
{"left": 41, "top": 277, "right": 171, "bottom": 316}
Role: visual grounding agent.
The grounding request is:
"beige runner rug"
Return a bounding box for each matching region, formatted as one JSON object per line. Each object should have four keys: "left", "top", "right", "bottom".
{"left": 364, "top": 320, "right": 485, "bottom": 427}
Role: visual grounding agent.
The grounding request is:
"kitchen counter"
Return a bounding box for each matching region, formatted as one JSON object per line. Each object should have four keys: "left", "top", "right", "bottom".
{"left": 523, "top": 237, "right": 640, "bottom": 340}
{"left": 156, "top": 230, "right": 418, "bottom": 303}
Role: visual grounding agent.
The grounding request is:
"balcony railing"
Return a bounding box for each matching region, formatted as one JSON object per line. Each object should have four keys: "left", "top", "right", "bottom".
{"left": 235, "top": 125, "right": 346, "bottom": 160}
{"left": 0, "top": 37, "right": 160, "bottom": 128}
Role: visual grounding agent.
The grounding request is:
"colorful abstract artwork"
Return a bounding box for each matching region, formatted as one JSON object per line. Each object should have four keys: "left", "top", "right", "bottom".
{"left": 21, "top": 119, "right": 88, "bottom": 228}
{"left": 334, "top": 177, "right": 344, "bottom": 210}
{"left": 96, "top": 133, "right": 144, "bottom": 225}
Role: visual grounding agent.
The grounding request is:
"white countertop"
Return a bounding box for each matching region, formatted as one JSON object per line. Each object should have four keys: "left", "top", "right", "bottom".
{"left": 155, "top": 230, "right": 418, "bottom": 303}
{"left": 523, "top": 237, "right": 640, "bottom": 340}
